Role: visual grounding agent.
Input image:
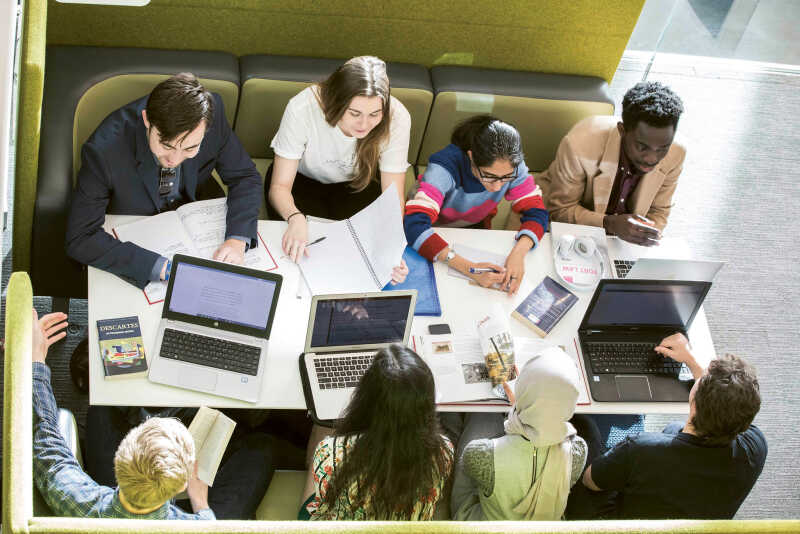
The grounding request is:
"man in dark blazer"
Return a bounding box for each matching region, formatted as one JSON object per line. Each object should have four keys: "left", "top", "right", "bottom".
{"left": 65, "top": 73, "right": 263, "bottom": 289}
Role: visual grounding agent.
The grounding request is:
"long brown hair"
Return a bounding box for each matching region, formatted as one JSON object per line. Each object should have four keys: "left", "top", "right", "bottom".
{"left": 320, "top": 344, "right": 452, "bottom": 519}
{"left": 317, "top": 56, "right": 392, "bottom": 191}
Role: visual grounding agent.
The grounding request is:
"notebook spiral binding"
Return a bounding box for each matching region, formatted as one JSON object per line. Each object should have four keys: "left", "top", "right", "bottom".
{"left": 345, "top": 219, "right": 381, "bottom": 289}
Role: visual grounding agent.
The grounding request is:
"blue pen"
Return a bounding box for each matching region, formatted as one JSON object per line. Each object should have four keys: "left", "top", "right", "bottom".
{"left": 469, "top": 267, "right": 501, "bottom": 274}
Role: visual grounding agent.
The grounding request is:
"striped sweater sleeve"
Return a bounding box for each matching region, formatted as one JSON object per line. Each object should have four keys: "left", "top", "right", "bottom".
{"left": 505, "top": 172, "right": 548, "bottom": 246}
{"left": 403, "top": 164, "right": 455, "bottom": 260}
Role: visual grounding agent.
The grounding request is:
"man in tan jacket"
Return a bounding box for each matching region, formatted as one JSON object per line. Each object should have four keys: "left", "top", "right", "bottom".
{"left": 537, "top": 82, "right": 685, "bottom": 245}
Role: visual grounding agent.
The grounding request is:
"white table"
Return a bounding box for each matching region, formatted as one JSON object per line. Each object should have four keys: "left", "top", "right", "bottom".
{"left": 89, "top": 220, "right": 714, "bottom": 414}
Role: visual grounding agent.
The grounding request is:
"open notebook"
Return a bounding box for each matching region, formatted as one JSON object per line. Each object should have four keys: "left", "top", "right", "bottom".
{"left": 299, "top": 183, "right": 407, "bottom": 295}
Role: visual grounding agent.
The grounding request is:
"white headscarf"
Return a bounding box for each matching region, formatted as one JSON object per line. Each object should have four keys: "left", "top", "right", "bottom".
{"left": 504, "top": 346, "right": 580, "bottom": 520}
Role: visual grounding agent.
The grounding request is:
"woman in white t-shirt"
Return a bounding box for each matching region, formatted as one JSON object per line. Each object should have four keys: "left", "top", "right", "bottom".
{"left": 267, "top": 56, "right": 411, "bottom": 277}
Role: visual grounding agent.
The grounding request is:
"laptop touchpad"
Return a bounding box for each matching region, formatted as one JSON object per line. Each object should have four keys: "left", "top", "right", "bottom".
{"left": 179, "top": 368, "right": 218, "bottom": 392}
{"left": 615, "top": 375, "right": 652, "bottom": 401}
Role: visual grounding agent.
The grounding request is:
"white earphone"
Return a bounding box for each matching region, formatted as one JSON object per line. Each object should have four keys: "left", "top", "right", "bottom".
{"left": 553, "top": 234, "right": 605, "bottom": 291}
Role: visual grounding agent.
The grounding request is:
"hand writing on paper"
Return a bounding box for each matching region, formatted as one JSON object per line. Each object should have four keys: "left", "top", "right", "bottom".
{"left": 213, "top": 238, "right": 246, "bottom": 264}
{"left": 468, "top": 262, "right": 506, "bottom": 288}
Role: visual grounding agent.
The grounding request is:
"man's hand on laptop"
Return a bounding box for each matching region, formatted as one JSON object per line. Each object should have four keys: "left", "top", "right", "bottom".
{"left": 655, "top": 333, "right": 705, "bottom": 380}
{"left": 603, "top": 214, "right": 660, "bottom": 246}
{"left": 32, "top": 309, "right": 68, "bottom": 364}
{"left": 213, "top": 238, "right": 246, "bottom": 265}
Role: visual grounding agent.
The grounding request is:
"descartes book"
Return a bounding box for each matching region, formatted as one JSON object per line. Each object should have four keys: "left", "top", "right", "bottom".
{"left": 96, "top": 315, "right": 148, "bottom": 379}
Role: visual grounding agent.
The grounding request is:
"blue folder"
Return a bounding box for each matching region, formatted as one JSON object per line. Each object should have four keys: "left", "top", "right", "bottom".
{"left": 383, "top": 246, "right": 442, "bottom": 316}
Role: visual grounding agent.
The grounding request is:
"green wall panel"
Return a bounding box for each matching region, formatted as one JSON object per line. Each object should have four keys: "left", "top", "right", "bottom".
{"left": 46, "top": 0, "right": 644, "bottom": 83}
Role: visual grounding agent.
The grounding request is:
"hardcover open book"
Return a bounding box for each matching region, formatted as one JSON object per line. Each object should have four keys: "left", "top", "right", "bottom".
{"left": 298, "top": 183, "right": 407, "bottom": 295}
{"left": 113, "top": 198, "right": 277, "bottom": 304}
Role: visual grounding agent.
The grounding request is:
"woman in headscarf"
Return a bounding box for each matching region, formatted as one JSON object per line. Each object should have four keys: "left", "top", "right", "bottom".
{"left": 451, "top": 347, "right": 587, "bottom": 520}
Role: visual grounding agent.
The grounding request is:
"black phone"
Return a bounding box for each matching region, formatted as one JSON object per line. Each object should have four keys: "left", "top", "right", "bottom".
{"left": 428, "top": 323, "right": 451, "bottom": 335}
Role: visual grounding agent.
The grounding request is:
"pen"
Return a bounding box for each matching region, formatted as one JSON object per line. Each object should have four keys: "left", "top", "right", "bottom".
{"left": 469, "top": 267, "right": 501, "bottom": 274}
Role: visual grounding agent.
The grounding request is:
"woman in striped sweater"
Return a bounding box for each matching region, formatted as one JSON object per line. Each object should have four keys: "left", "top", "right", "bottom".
{"left": 403, "top": 115, "right": 548, "bottom": 295}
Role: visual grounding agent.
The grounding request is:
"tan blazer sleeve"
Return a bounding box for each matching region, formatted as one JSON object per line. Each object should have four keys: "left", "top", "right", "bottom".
{"left": 645, "top": 149, "right": 685, "bottom": 230}
{"left": 545, "top": 136, "right": 606, "bottom": 228}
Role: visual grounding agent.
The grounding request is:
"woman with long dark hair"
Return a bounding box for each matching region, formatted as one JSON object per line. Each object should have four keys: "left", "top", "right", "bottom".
{"left": 299, "top": 344, "right": 453, "bottom": 520}
{"left": 267, "top": 56, "right": 410, "bottom": 281}
{"left": 403, "top": 115, "right": 549, "bottom": 295}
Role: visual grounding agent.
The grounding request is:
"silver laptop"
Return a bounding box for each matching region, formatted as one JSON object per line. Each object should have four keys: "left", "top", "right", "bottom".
{"left": 626, "top": 257, "right": 725, "bottom": 282}
{"left": 606, "top": 235, "right": 689, "bottom": 279}
{"left": 148, "top": 254, "right": 282, "bottom": 403}
{"left": 301, "top": 291, "right": 416, "bottom": 421}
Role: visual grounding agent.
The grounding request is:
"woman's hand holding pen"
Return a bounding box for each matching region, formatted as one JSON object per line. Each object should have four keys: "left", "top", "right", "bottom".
{"left": 467, "top": 261, "right": 506, "bottom": 288}
{"left": 282, "top": 214, "right": 309, "bottom": 263}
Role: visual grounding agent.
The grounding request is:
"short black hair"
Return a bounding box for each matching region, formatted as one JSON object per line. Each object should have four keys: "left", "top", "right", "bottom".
{"left": 691, "top": 353, "right": 761, "bottom": 445}
{"left": 621, "top": 81, "right": 684, "bottom": 131}
{"left": 146, "top": 72, "right": 214, "bottom": 143}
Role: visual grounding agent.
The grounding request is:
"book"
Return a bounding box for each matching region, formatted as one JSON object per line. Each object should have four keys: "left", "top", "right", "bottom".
{"left": 298, "top": 183, "right": 407, "bottom": 295}
{"left": 383, "top": 246, "right": 441, "bottom": 316}
{"left": 187, "top": 407, "right": 236, "bottom": 487}
{"left": 413, "top": 333, "right": 590, "bottom": 406}
{"left": 96, "top": 315, "right": 148, "bottom": 379}
{"left": 512, "top": 276, "right": 578, "bottom": 337}
{"left": 113, "top": 198, "right": 277, "bottom": 304}
{"left": 477, "top": 303, "right": 517, "bottom": 387}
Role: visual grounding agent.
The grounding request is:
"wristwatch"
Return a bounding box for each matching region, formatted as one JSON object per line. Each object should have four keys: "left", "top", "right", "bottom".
{"left": 442, "top": 250, "right": 456, "bottom": 265}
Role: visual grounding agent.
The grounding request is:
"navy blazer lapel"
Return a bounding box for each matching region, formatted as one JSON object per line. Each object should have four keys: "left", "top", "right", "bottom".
{"left": 135, "top": 119, "right": 161, "bottom": 211}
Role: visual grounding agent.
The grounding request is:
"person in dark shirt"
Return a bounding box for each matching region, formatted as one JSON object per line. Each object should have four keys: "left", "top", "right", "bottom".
{"left": 567, "top": 333, "right": 766, "bottom": 519}
{"left": 66, "top": 73, "right": 263, "bottom": 289}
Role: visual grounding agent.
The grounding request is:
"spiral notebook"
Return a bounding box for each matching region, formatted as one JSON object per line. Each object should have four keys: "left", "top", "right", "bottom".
{"left": 298, "top": 184, "right": 407, "bottom": 295}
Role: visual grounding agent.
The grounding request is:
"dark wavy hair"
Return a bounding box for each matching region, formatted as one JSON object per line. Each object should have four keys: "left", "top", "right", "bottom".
{"left": 621, "top": 81, "right": 684, "bottom": 131}
{"left": 691, "top": 353, "right": 761, "bottom": 445}
{"left": 321, "top": 344, "right": 451, "bottom": 519}
{"left": 451, "top": 114, "right": 523, "bottom": 168}
{"left": 146, "top": 72, "right": 214, "bottom": 143}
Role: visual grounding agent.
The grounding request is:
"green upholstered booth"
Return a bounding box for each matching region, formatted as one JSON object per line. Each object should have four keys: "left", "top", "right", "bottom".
{"left": 5, "top": 270, "right": 800, "bottom": 533}
{"left": 30, "top": 46, "right": 240, "bottom": 300}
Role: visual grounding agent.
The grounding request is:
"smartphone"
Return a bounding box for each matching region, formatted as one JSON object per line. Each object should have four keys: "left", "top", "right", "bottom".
{"left": 428, "top": 323, "right": 451, "bottom": 335}
{"left": 627, "top": 216, "right": 661, "bottom": 236}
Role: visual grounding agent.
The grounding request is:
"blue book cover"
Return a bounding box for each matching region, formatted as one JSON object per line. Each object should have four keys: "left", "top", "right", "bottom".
{"left": 97, "top": 315, "right": 148, "bottom": 379}
{"left": 383, "top": 246, "right": 441, "bottom": 316}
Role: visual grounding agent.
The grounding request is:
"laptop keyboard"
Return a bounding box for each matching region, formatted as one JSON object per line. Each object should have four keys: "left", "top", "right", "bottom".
{"left": 586, "top": 342, "right": 682, "bottom": 376}
{"left": 159, "top": 329, "right": 261, "bottom": 376}
{"left": 313, "top": 352, "right": 375, "bottom": 389}
{"left": 613, "top": 259, "right": 636, "bottom": 278}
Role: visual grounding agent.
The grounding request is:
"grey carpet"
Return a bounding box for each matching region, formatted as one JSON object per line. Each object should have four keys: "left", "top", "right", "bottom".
{"left": 2, "top": 52, "right": 799, "bottom": 518}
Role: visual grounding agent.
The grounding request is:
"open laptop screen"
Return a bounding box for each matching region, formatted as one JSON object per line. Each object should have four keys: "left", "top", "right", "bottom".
{"left": 168, "top": 262, "right": 279, "bottom": 331}
{"left": 309, "top": 294, "right": 413, "bottom": 351}
{"left": 584, "top": 280, "right": 710, "bottom": 329}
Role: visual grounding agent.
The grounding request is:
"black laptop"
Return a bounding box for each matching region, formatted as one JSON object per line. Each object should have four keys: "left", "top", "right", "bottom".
{"left": 579, "top": 279, "right": 711, "bottom": 402}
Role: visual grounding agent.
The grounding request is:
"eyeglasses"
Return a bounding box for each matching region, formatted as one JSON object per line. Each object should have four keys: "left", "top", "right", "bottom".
{"left": 158, "top": 167, "right": 176, "bottom": 196}
{"left": 471, "top": 157, "right": 517, "bottom": 183}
